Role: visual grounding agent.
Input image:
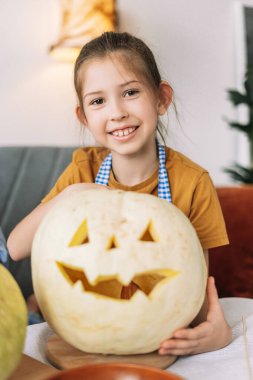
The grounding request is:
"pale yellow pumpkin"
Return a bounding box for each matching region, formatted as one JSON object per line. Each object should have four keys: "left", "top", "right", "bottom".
{"left": 0, "top": 264, "right": 27, "bottom": 380}
{"left": 32, "top": 190, "right": 207, "bottom": 355}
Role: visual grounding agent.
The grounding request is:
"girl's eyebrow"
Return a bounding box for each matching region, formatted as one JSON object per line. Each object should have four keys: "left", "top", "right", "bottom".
{"left": 83, "top": 80, "right": 141, "bottom": 100}
{"left": 120, "top": 80, "right": 141, "bottom": 87}
{"left": 83, "top": 90, "right": 103, "bottom": 100}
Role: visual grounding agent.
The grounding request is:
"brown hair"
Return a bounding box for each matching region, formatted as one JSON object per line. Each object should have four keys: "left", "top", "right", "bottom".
{"left": 74, "top": 31, "right": 169, "bottom": 142}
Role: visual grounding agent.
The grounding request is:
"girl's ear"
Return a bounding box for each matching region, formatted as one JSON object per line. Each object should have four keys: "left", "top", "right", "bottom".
{"left": 157, "top": 81, "right": 173, "bottom": 116}
{"left": 76, "top": 106, "right": 87, "bottom": 126}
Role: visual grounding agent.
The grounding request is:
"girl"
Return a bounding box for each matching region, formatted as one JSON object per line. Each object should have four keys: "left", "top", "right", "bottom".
{"left": 7, "top": 31, "right": 232, "bottom": 355}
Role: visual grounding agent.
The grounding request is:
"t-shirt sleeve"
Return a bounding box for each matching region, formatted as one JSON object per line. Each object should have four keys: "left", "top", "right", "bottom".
{"left": 41, "top": 147, "right": 107, "bottom": 203}
{"left": 189, "top": 172, "right": 229, "bottom": 250}
{"left": 41, "top": 162, "right": 82, "bottom": 203}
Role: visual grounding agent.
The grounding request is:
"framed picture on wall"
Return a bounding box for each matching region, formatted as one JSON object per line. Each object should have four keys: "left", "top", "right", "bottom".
{"left": 233, "top": 0, "right": 253, "bottom": 166}
{"left": 234, "top": 0, "right": 253, "bottom": 84}
{"left": 244, "top": 3, "right": 253, "bottom": 65}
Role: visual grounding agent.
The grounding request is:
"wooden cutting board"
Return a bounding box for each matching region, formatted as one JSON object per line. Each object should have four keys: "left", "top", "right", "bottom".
{"left": 8, "top": 354, "right": 59, "bottom": 380}
{"left": 46, "top": 334, "right": 177, "bottom": 370}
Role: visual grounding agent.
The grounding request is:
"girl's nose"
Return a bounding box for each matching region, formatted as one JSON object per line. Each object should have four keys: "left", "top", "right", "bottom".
{"left": 111, "top": 111, "right": 128, "bottom": 121}
{"left": 110, "top": 100, "right": 129, "bottom": 121}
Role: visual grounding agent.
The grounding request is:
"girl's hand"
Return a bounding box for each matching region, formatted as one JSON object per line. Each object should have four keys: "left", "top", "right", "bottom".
{"left": 159, "top": 277, "right": 232, "bottom": 356}
{"left": 7, "top": 182, "right": 109, "bottom": 260}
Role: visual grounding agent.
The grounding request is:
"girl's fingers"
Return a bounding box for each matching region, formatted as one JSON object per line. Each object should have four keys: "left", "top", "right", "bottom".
{"left": 207, "top": 276, "right": 220, "bottom": 312}
{"left": 159, "top": 276, "right": 232, "bottom": 357}
{"left": 160, "top": 338, "right": 199, "bottom": 350}
{"left": 159, "top": 339, "right": 201, "bottom": 356}
{"left": 171, "top": 322, "right": 213, "bottom": 341}
{"left": 206, "top": 277, "right": 227, "bottom": 323}
{"left": 159, "top": 347, "right": 198, "bottom": 356}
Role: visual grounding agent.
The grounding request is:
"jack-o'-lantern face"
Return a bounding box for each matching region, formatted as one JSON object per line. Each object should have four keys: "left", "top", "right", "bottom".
{"left": 58, "top": 219, "right": 179, "bottom": 301}
{"left": 32, "top": 190, "right": 207, "bottom": 355}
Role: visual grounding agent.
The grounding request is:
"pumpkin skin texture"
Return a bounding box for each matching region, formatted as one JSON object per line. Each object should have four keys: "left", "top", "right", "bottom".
{"left": 0, "top": 264, "right": 27, "bottom": 380}
{"left": 32, "top": 190, "right": 207, "bottom": 355}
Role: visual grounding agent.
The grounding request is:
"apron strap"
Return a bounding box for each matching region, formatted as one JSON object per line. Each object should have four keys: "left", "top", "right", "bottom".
{"left": 95, "top": 153, "right": 112, "bottom": 186}
{"left": 157, "top": 144, "right": 172, "bottom": 202}
{"left": 95, "top": 144, "right": 172, "bottom": 202}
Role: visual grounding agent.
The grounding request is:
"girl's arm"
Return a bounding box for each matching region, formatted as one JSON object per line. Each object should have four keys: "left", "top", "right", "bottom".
{"left": 159, "top": 250, "right": 232, "bottom": 356}
{"left": 7, "top": 183, "right": 107, "bottom": 261}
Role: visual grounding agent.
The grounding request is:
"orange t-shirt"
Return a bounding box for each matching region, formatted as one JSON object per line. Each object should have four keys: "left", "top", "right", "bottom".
{"left": 42, "top": 146, "right": 229, "bottom": 250}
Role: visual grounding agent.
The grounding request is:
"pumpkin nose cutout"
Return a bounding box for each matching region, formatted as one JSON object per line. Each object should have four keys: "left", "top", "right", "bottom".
{"left": 106, "top": 236, "right": 118, "bottom": 250}
{"left": 57, "top": 262, "right": 178, "bottom": 300}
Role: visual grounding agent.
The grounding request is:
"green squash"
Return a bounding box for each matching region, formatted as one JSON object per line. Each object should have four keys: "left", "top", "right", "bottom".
{"left": 0, "top": 264, "right": 27, "bottom": 380}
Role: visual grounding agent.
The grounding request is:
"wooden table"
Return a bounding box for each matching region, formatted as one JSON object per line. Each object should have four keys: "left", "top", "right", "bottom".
{"left": 9, "top": 354, "right": 59, "bottom": 380}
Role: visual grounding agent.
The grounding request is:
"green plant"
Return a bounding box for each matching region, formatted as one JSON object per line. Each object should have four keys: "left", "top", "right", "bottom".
{"left": 225, "top": 64, "right": 253, "bottom": 183}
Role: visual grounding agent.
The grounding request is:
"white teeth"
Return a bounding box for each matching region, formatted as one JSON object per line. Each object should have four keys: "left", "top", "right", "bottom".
{"left": 111, "top": 127, "right": 136, "bottom": 137}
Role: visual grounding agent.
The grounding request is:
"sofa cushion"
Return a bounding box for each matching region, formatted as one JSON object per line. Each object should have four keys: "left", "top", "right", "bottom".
{"left": 0, "top": 146, "right": 75, "bottom": 299}
{"left": 209, "top": 186, "right": 253, "bottom": 298}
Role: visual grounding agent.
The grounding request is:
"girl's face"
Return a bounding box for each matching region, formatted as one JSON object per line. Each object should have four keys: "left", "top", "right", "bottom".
{"left": 76, "top": 55, "right": 169, "bottom": 157}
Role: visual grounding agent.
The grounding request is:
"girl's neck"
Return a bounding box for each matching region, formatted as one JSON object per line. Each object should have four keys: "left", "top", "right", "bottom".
{"left": 111, "top": 140, "right": 158, "bottom": 187}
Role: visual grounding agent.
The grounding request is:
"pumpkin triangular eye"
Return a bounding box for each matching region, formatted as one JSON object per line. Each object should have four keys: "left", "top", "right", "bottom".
{"left": 139, "top": 221, "right": 158, "bottom": 242}
{"left": 69, "top": 220, "right": 89, "bottom": 247}
{"left": 106, "top": 236, "right": 118, "bottom": 250}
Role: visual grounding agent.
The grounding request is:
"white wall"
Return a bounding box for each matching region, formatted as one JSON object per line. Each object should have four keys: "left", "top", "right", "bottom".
{"left": 0, "top": 0, "right": 252, "bottom": 184}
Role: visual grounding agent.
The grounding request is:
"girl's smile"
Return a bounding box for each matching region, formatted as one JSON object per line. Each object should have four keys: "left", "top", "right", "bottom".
{"left": 108, "top": 125, "right": 139, "bottom": 140}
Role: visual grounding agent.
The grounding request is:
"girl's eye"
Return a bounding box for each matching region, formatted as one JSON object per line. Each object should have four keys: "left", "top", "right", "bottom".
{"left": 90, "top": 98, "right": 104, "bottom": 106}
{"left": 124, "top": 89, "right": 139, "bottom": 97}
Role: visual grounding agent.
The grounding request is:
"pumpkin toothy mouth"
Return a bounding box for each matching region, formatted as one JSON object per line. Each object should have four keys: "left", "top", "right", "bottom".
{"left": 57, "top": 262, "right": 179, "bottom": 300}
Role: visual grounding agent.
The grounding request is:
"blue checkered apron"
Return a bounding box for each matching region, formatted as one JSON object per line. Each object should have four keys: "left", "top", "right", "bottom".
{"left": 95, "top": 143, "right": 172, "bottom": 203}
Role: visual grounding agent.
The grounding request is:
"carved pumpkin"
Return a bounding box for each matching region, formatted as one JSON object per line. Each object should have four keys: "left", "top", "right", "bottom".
{"left": 32, "top": 190, "right": 207, "bottom": 355}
